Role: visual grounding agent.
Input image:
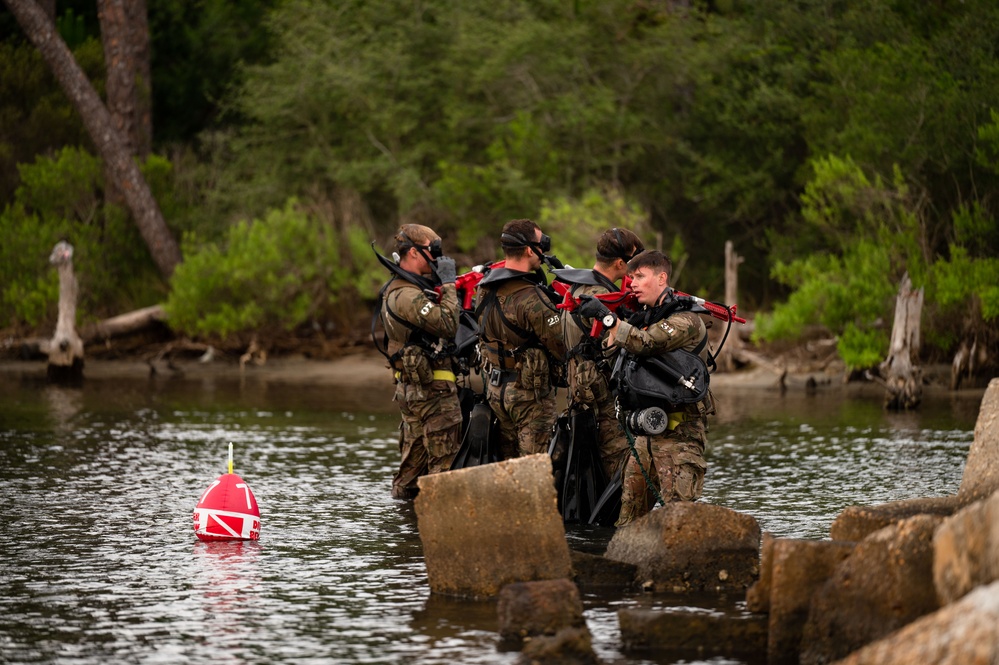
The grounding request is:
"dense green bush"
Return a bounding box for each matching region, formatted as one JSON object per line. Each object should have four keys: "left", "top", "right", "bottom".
{"left": 164, "top": 200, "right": 378, "bottom": 338}
{"left": 0, "top": 147, "right": 165, "bottom": 330}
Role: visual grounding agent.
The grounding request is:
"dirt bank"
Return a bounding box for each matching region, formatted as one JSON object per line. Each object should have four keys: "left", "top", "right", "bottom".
{"left": 0, "top": 344, "right": 967, "bottom": 404}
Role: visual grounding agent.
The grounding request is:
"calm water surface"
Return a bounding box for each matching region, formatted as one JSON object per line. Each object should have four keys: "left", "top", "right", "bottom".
{"left": 0, "top": 369, "right": 982, "bottom": 664}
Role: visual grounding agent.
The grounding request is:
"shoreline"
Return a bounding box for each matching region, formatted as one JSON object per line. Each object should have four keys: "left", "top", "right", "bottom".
{"left": 1, "top": 350, "right": 983, "bottom": 404}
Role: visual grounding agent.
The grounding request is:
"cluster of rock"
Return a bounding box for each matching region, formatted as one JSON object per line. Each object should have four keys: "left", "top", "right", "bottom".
{"left": 414, "top": 378, "right": 999, "bottom": 664}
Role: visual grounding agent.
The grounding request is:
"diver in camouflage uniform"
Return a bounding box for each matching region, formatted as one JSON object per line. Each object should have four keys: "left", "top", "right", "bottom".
{"left": 377, "top": 224, "right": 463, "bottom": 499}
{"left": 576, "top": 250, "right": 714, "bottom": 526}
{"left": 557, "top": 228, "right": 645, "bottom": 480}
{"left": 476, "top": 219, "right": 567, "bottom": 460}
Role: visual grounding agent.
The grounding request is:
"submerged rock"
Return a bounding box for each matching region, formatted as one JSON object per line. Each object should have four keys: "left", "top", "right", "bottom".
{"left": 497, "top": 578, "right": 585, "bottom": 646}
{"left": 618, "top": 607, "right": 766, "bottom": 660}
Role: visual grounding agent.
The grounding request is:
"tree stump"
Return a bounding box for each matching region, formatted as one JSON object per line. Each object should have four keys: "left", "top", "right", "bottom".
{"left": 47, "top": 241, "right": 85, "bottom": 382}
{"left": 880, "top": 272, "right": 923, "bottom": 410}
{"left": 715, "top": 240, "right": 745, "bottom": 372}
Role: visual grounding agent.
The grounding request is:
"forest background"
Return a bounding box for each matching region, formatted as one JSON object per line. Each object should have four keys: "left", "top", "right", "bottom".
{"left": 2, "top": 0, "right": 998, "bottom": 382}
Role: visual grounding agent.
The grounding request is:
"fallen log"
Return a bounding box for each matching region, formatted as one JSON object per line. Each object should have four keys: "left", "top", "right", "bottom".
{"left": 80, "top": 304, "right": 165, "bottom": 343}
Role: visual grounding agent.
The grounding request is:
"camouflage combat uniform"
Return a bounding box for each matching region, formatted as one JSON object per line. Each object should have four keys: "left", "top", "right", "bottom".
{"left": 562, "top": 278, "right": 631, "bottom": 479}
{"left": 381, "top": 278, "right": 463, "bottom": 499}
{"left": 610, "top": 307, "right": 714, "bottom": 526}
{"left": 477, "top": 271, "right": 567, "bottom": 459}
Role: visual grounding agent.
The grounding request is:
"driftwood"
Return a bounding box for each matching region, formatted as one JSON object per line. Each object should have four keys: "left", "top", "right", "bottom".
{"left": 47, "top": 241, "right": 84, "bottom": 381}
{"left": 715, "top": 240, "right": 746, "bottom": 373}
{"left": 80, "top": 305, "right": 165, "bottom": 343}
{"left": 878, "top": 272, "right": 924, "bottom": 410}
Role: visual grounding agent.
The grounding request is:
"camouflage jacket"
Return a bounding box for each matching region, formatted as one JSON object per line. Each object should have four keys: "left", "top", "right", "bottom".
{"left": 562, "top": 278, "right": 621, "bottom": 365}
{"left": 381, "top": 279, "right": 460, "bottom": 371}
{"left": 476, "top": 273, "right": 566, "bottom": 371}
{"left": 610, "top": 309, "right": 707, "bottom": 358}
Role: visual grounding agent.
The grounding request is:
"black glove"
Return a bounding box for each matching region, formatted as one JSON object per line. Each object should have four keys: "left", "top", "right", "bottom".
{"left": 576, "top": 294, "right": 612, "bottom": 321}
{"left": 435, "top": 256, "right": 457, "bottom": 284}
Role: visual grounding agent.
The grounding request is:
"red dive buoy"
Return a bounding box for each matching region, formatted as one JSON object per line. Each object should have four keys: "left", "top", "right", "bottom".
{"left": 193, "top": 443, "right": 260, "bottom": 541}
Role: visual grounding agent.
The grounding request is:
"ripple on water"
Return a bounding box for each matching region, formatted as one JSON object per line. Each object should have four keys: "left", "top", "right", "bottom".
{"left": 0, "top": 384, "right": 978, "bottom": 665}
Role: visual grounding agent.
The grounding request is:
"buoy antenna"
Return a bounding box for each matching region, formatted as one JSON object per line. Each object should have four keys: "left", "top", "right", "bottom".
{"left": 228, "top": 442, "right": 234, "bottom": 474}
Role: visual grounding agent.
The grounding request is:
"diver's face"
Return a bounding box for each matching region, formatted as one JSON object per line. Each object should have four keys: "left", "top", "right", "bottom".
{"left": 628, "top": 266, "right": 668, "bottom": 306}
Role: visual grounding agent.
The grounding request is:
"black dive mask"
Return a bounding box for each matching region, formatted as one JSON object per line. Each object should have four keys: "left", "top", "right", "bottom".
{"left": 401, "top": 233, "right": 443, "bottom": 264}
{"left": 500, "top": 231, "right": 551, "bottom": 255}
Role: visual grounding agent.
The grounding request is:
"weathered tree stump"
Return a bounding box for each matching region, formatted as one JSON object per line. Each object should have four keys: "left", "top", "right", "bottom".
{"left": 47, "top": 241, "right": 85, "bottom": 382}
{"left": 715, "top": 240, "right": 745, "bottom": 373}
{"left": 879, "top": 272, "right": 923, "bottom": 410}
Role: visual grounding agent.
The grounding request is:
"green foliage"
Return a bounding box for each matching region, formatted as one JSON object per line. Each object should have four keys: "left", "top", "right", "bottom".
{"left": 0, "top": 147, "right": 165, "bottom": 329}
{"left": 536, "top": 188, "right": 651, "bottom": 272}
{"left": 756, "top": 155, "right": 922, "bottom": 369}
{"left": 165, "top": 200, "right": 355, "bottom": 337}
{"left": 0, "top": 37, "right": 104, "bottom": 203}
{"left": 933, "top": 246, "right": 999, "bottom": 322}
{"left": 148, "top": 0, "right": 275, "bottom": 143}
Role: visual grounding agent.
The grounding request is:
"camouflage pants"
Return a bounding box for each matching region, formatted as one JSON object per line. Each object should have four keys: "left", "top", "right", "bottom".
{"left": 393, "top": 379, "right": 463, "bottom": 499}
{"left": 486, "top": 381, "right": 557, "bottom": 460}
{"left": 616, "top": 419, "right": 708, "bottom": 527}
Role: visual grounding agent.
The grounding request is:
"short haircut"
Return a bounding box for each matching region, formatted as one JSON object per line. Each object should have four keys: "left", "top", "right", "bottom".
{"left": 500, "top": 219, "right": 540, "bottom": 259}
{"left": 393, "top": 224, "right": 438, "bottom": 254}
{"left": 596, "top": 227, "right": 644, "bottom": 263}
{"left": 627, "top": 250, "right": 672, "bottom": 279}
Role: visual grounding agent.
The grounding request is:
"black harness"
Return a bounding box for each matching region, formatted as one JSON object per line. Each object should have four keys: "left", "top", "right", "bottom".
{"left": 370, "top": 248, "right": 453, "bottom": 369}
{"left": 475, "top": 269, "right": 563, "bottom": 381}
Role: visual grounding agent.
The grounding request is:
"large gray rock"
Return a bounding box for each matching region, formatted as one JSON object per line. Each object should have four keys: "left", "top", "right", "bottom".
{"left": 766, "top": 539, "right": 856, "bottom": 665}
{"left": 618, "top": 608, "right": 767, "bottom": 660}
{"left": 800, "top": 515, "right": 942, "bottom": 665}
{"left": 829, "top": 496, "right": 960, "bottom": 542}
{"left": 415, "top": 454, "right": 572, "bottom": 597}
{"left": 604, "top": 503, "right": 761, "bottom": 593}
{"left": 830, "top": 581, "right": 999, "bottom": 665}
{"left": 497, "top": 578, "right": 585, "bottom": 645}
{"left": 957, "top": 377, "right": 999, "bottom": 504}
{"left": 934, "top": 488, "right": 999, "bottom": 605}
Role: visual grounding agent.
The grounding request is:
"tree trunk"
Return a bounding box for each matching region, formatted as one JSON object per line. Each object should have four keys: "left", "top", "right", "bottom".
{"left": 38, "top": 0, "right": 55, "bottom": 22}
{"left": 880, "top": 272, "right": 923, "bottom": 410}
{"left": 3, "top": 0, "right": 181, "bottom": 279}
{"left": 47, "top": 241, "right": 85, "bottom": 381}
{"left": 97, "top": 0, "right": 152, "bottom": 159}
{"left": 715, "top": 240, "right": 745, "bottom": 372}
{"left": 80, "top": 304, "right": 165, "bottom": 343}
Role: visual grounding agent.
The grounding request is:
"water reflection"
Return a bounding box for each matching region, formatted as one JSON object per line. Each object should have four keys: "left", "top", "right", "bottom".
{"left": 0, "top": 372, "right": 982, "bottom": 665}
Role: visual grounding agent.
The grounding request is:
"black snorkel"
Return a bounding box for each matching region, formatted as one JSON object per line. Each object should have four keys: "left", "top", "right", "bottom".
{"left": 371, "top": 242, "right": 438, "bottom": 293}
{"left": 499, "top": 231, "right": 565, "bottom": 273}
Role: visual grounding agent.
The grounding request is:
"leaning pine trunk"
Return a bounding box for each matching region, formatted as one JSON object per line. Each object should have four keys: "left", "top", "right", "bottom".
{"left": 880, "top": 272, "right": 923, "bottom": 410}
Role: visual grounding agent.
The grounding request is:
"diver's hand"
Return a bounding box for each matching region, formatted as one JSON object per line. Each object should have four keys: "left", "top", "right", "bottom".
{"left": 576, "top": 295, "right": 612, "bottom": 321}
{"left": 435, "top": 256, "right": 457, "bottom": 284}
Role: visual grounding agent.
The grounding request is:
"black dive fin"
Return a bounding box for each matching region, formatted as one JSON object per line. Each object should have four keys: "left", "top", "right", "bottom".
{"left": 548, "top": 413, "right": 572, "bottom": 513}
{"left": 450, "top": 401, "right": 500, "bottom": 470}
{"left": 560, "top": 408, "right": 608, "bottom": 524}
{"left": 587, "top": 466, "right": 622, "bottom": 527}
{"left": 457, "top": 387, "right": 476, "bottom": 441}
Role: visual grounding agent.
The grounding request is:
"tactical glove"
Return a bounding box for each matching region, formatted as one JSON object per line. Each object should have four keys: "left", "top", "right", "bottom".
{"left": 435, "top": 256, "right": 457, "bottom": 284}
{"left": 576, "top": 294, "right": 612, "bottom": 321}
